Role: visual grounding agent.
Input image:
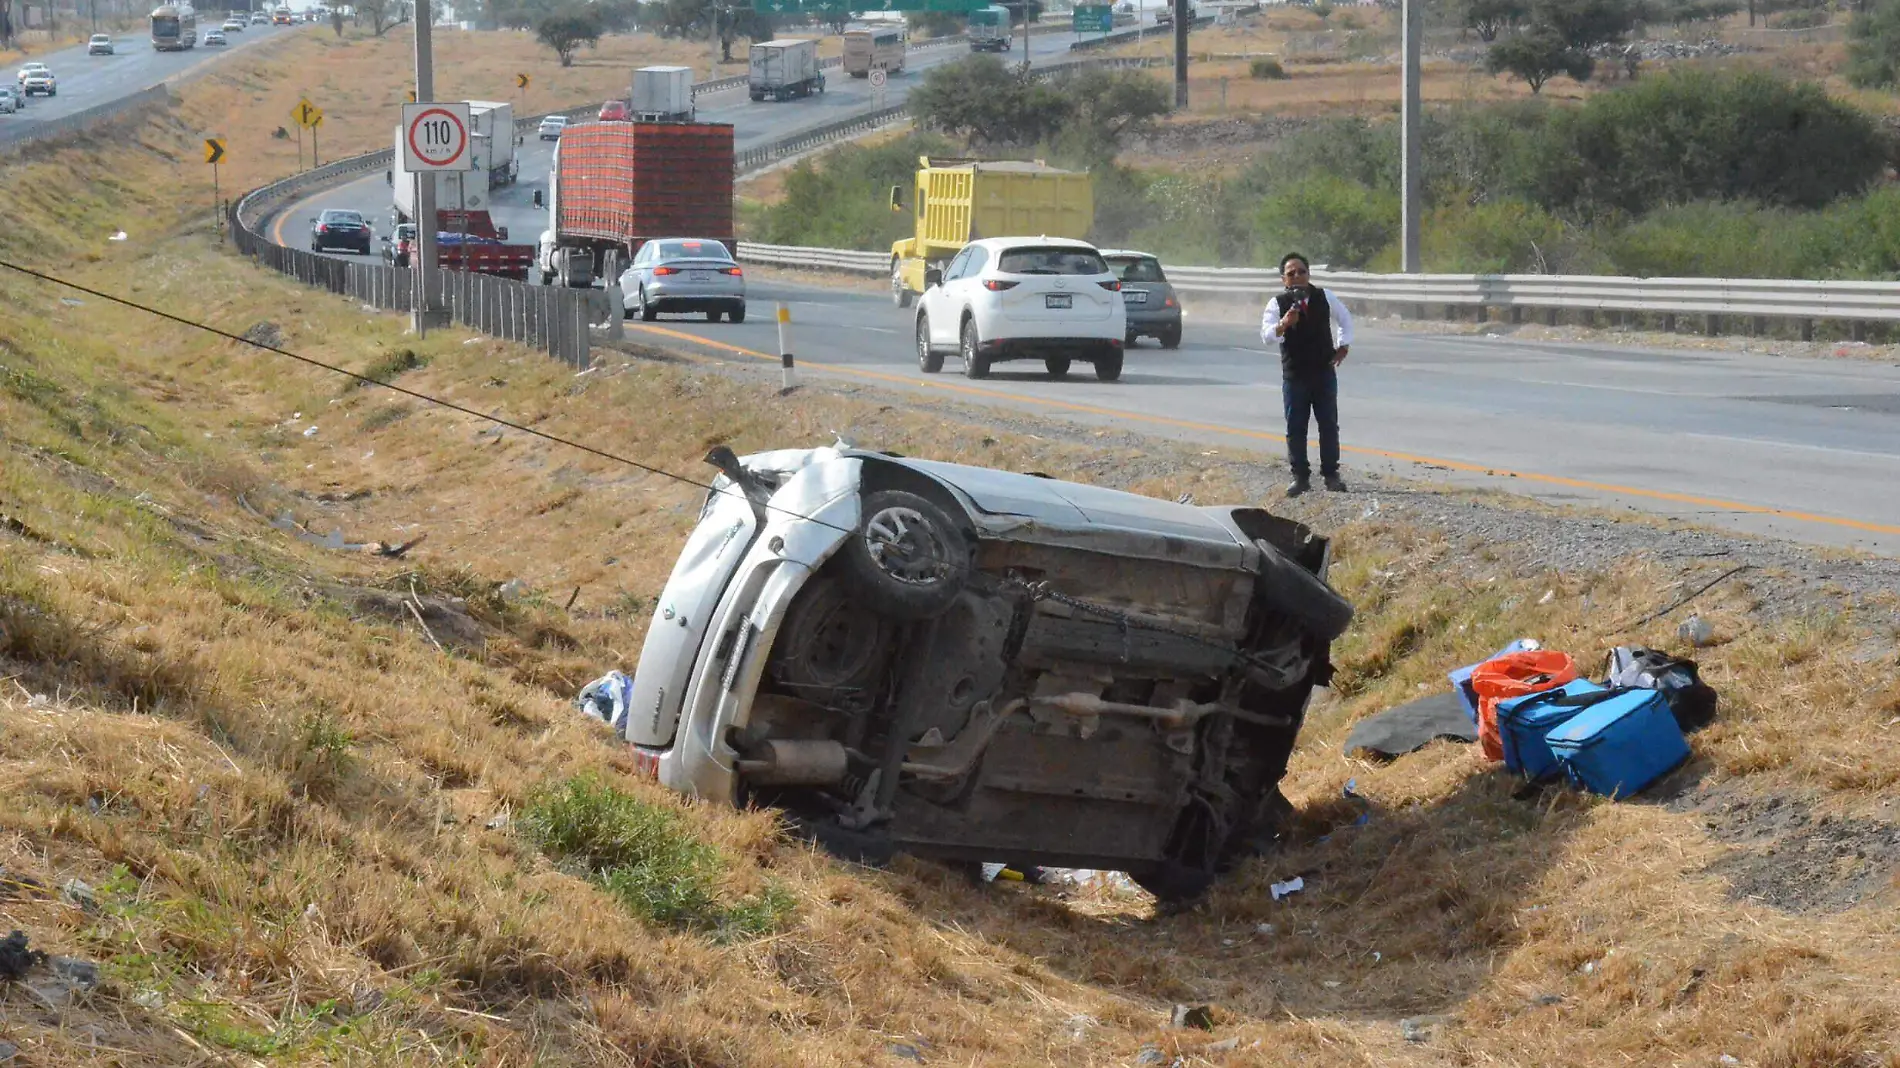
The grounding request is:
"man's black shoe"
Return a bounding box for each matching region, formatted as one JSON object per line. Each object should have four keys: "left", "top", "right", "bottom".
{"left": 1285, "top": 478, "right": 1311, "bottom": 498}
{"left": 1324, "top": 475, "right": 1348, "bottom": 493}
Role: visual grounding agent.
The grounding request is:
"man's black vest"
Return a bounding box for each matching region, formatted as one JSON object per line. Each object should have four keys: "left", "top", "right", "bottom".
{"left": 1274, "top": 286, "right": 1336, "bottom": 378}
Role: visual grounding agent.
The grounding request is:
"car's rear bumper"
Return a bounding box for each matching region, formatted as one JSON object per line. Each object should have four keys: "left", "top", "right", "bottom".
{"left": 1124, "top": 307, "right": 1183, "bottom": 331}
{"left": 978, "top": 336, "right": 1123, "bottom": 361}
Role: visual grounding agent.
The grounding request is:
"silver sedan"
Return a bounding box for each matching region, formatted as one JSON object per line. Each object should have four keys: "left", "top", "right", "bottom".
{"left": 619, "top": 238, "right": 747, "bottom": 323}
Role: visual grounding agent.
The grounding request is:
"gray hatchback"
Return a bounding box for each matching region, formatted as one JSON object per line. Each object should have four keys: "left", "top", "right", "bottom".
{"left": 619, "top": 238, "right": 747, "bottom": 323}
{"left": 1101, "top": 249, "right": 1183, "bottom": 349}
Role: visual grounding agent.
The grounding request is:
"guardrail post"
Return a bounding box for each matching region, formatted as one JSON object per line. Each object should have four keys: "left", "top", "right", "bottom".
{"left": 1475, "top": 304, "right": 1488, "bottom": 324}
{"left": 1509, "top": 306, "right": 1522, "bottom": 326}
{"left": 1852, "top": 320, "right": 1867, "bottom": 343}
{"left": 1704, "top": 314, "right": 1719, "bottom": 337}
{"left": 1581, "top": 308, "right": 1595, "bottom": 328}
{"left": 777, "top": 302, "right": 798, "bottom": 393}
{"left": 1751, "top": 315, "right": 1766, "bottom": 338}
{"left": 573, "top": 291, "right": 591, "bottom": 369}
{"left": 1545, "top": 307, "right": 1558, "bottom": 327}
{"left": 1662, "top": 313, "right": 1676, "bottom": 334}
{"left": 1799, "top": 318, "right": 1813, "bottom": 342}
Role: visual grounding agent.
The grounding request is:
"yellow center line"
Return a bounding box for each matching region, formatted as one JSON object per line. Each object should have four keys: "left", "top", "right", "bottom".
{"left": 627, "top": 322, "right": 1900, "bottom": 539}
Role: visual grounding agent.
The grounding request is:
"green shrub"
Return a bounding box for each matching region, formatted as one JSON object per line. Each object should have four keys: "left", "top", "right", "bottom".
{"left": 1253, "top": 175, "right": 1398, "bottom": 269}
{"left": 1250, "top": 57, "right": 1288, "bottom": 79}
{"left": 747, "top": 133, "right": 954, "bottom": 252}
{"left": 1768, "top": 8, "right": 1826, "bottom": 28}
{"left": 1422, "top": 197, "right": 1566, "bottom": 274}
{"left": 1847, "top": 0, "right": 1900, "bottom": 88}
{"left": 521, "top": 775, "right": 792, "bottom": 939}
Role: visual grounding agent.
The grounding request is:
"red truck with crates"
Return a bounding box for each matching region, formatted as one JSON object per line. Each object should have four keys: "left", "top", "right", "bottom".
{"left": 538, "top": 120, "right": 735, "bottom": 287}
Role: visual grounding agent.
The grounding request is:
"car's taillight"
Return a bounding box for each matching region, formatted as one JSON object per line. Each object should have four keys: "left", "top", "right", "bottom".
{"left": 720, "top": 266, "right": 742, "bottom": 276}
{"left": 1099, "top": 280, "right": 1121, "bottom": 291}
{"left": 983, "top": 279, "right": 1018, "bottom": 291}
{"left": 653, "top": 266, "right": 678, "bottom": 275}
{"left": 317, "top": 224, "right": 329, "bottom": 233}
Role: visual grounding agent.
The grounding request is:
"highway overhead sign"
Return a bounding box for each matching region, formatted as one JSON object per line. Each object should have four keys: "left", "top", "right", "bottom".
{"left": 516, "top": 73, "right": 530, "bottom": 89}
{"left": 401, "top": 102, "right": 475, "bottom": 171}
{"left": 292, "top": 97, "right": 323, "bottom": 129}
{"left": 1072, "top": 4, "right": 1112, "bottom": 32}
{"left": 203, "top": 137, "right": 225, "bottom": 164}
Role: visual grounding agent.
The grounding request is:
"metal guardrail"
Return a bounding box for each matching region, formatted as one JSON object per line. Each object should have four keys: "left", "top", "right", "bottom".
{"left": 0, "top": 82, "right": 171, "bottom": 148}
{"left": 1070, "top": 15, "right": 1214, "bottom": 50}
{"left": 732, "top": 247, "right": 1900, "bottom": 332}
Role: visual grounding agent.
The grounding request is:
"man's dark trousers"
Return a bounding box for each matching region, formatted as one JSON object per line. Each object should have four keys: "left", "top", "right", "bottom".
{"left": 1282, "top": 368, "right": 1340, "bottom": 481}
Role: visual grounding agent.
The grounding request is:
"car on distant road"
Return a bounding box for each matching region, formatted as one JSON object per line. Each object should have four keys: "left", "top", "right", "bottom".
{"left": 614, "top": 440, "right": 1352, "bottom": 902}
{"left": 380, "top": 222, "right": 417, "bottom": 268}
{"left": 87, "top": 33, "right": 115, "bottom": 55}
{"left": 0, "top": 86, "right": 18, "bottom": 114}
{"left": 222, "top": 17, "right": 245, "bottom": 31}
{"left": 537, "top": 115, "right": 567, "bottom": 140}
{"left": 204, "top": 28, "right": 226, "bottom": 44}
{"left": 310, "top": 209, "right": 373, "bottom": 255}
{"left": 619, "top": 238, "right": 746, "bottom": 322}
{"left": 16, "top": 62, "right": 50, "bottom": 86}
{"left": 251, "top": 11, "right": 269, "bottom": 23}
{"left": 1100, "top": 248, "right": 1183, "bottom": 349}
{"left": 598, "top": 99, "right": 630, "bottom": 121}
{"left": 914, "top": 237, "right": 1128, "bottom": 382}
{"left": 21, "top": 69, "right": 57, "bottom": 97}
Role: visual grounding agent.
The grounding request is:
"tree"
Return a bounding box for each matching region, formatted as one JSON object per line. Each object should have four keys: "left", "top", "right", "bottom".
{"left": 1486, "top": 23, "right": 1594, "bottom": 92}
{"left": 1535, "top": 0, "right": 1637, "bottom": 49}
{"left": 356, "top": 0, "right": 411, "bottom": 36}
{"left": 911, "top": 55, "right": 1071, "bottom": 147}
{"left": 1050, "top": 66, "right": 1171, "bottom": 162}
{"left": 1462, "top": 0, "right": 1528, "bottom": 40}
{"left": 537, "top": 8, "right": 604, "bottom": 65}
{"left": 1847, "top": 0, "right": 1900, "bottom": 87}
{"left": 907, "top": 10, "right": 963, "bottom": 37}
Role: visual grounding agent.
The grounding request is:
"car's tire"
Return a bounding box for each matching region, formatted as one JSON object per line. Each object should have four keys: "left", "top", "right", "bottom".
{"left": 1126, "top": 333, "right": 1140, "bottom": 348}
{"left": 960, "top": 318, "right": 990, "bottom": 379}
{"left": 707, "top": 309, "right": 723, "bottom": 322}
{"left": 837, "top": 489, "right": 970, "bottom": 620}
{"left": 891, "top": 261, "right": 912, "bottom": 308}
{"left": 1044, "top": 356, "right": 1070, "bottom": 378}
{"left": 1253, "top": 539, "right": 1354, "bottom": 642}
{"left": 1094, "top": 348, "right": 1124, "bottom": 382}
{"left": 1160, "top": 326, "right": 1182, "bottom": 349}
{"left": 916, "top": 315, "right": 944, "bottom": 373}
{"left": 729, "top": 303, "right": 746, "bottom": 324}
{"left": 639, "top": 290, "right": 657, "bottom": 322}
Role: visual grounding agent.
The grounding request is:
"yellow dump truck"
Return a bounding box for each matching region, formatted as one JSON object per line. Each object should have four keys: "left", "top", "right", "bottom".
{"left": 888, "top": 157, "right": 1094, "bottom": 307}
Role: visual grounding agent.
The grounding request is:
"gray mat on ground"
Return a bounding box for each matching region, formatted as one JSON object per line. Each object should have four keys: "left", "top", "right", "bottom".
{"left": 1345, "top": 691, "right": 1478, "bottom": 758}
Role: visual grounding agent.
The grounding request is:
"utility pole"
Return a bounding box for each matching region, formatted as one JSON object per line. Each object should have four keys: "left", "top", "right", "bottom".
{"left": 413, "top": 0, "right": 437, "bottom": 337}
{"left": 1171, "top": 0, "right": 1188, "bottom": 110}
{"left": 1400, "top": 0, "right": 1421, "bottom": 273}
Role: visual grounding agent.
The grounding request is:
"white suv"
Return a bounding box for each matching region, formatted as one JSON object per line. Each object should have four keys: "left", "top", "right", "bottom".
{"left": 913, "top": 237, "right": 1129, "bottom": 382}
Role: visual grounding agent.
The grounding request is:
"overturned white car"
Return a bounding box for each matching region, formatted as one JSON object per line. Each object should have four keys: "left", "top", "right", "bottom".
{"left": 623, "top": 444, "right": 1353, "bottom": 898}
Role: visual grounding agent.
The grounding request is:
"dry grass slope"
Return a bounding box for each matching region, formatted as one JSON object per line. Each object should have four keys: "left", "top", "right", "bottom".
{"left": 1, "top": 34, "right": 1899, "bottom": 1068}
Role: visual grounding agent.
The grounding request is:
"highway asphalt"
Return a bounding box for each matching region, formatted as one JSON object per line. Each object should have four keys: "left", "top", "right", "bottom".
{"left": 3, "top": 19, "right": 294, "bottom": 131}
{"left": 263, "top": 33, "right": 1900, "bottom": 558}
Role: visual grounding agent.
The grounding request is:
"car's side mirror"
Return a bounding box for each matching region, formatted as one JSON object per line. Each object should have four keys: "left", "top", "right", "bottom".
{"left": 496, "top": 226, "right": 509, "bottom": 241}
{"left": 923, "top": 267, "right": 943, "bottom": 288}
{"left": 889, "top": 185, "right": 905, "bottom": 213}
{"left": 379, "top": 235, "right": 390, "bottom": 243}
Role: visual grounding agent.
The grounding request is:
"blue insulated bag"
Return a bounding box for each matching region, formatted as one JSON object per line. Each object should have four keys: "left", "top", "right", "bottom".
{"left": 1496, "top": 678, "right": 1607, "bottom": 780}
{"left": 1544, "top": 688, "right": 1691, "bottom": 799}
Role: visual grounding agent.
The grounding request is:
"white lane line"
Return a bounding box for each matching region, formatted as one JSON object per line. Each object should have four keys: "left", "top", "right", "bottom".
{"left": 1681, "top": 431, "right": 1900, "bottom": 461}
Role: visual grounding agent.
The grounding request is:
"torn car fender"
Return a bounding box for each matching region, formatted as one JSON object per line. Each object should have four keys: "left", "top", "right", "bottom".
{"left": 653, "top": 460, "right": 864, "bottom": 802}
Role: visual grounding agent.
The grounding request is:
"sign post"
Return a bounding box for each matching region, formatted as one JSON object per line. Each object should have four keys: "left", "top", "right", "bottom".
{"left": 401, "top": 101, "right": 474, "bottom": 340}
{"left": 292, "top": 97, "right": 324, "bottom": 169}
{"left": 204, "top": 137, "right": 226, "bottom": 241}
{"left": 869, "top": 66, "right": 886, "bottom": 109}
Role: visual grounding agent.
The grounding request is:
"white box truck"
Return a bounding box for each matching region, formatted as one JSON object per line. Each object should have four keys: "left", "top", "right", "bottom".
{"left": 467, "top": 100, "right": 519, "bottom": 187}
{"left": 631, "top": 65, "right": 695, "bottom": 121}
{"left": 748, "top": 39, "right": 824, "bottom": 102}
{"left": 389, "top": 124, "right": 491, "bottom": 224}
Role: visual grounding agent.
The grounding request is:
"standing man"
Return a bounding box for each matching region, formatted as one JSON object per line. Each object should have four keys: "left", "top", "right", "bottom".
{"left": 1261, "top": 252, "right": 1352, "bottom": 496}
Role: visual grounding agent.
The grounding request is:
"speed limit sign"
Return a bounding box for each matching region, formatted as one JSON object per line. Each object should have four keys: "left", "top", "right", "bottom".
{"left": 401, "top": 102, "right": 475, "bottom": 171}
{"left": 869, "top": 69, "right": 887, "bottom": 89}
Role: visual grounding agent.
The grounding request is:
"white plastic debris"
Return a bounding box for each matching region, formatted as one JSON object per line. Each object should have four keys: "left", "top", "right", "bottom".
{"left": 302, "top": 426, "right": 318, "bottom": 437}
{"left": 1255, "top": 923, "right": 1275, "bottom": 936}
{"left": 576, "top": 670, "right": 635, "bottom": 736}
{"left": 1538, "top": 590, "right": 1555, "bottom": 605}
{"left": 1678, "top": 614, "right": 1714, "bottom": 646}
{"left": 1270, "top": 876, "right": 1305, "bottom": 901}
{"left": 109, "top": 230, "right": 128, "bottom": 241}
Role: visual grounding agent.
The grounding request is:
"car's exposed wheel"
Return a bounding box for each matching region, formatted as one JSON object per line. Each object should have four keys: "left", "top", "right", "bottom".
{"left": 1044, "top": 356, "right": 1071, "bottom": 378}
{"left": 1252, "top": 539, "right": 1355, "bottom": 642}
{"left": 891, "top": 261, "right": 912, "bottom": 308}
{"left": 639, "top": 289, "right": 657, "bottom": 322}
{"left": 837, "top": 489, "right": 970, "bottom": 620}
{"left": 1094, "top": 348, "right": 1124, "bottom": 382}
{"left": 960, "top": 319, "right": 990, "bottom": 379}
{"left": 1160, "top": 326, "right": 1182, "bottom": 349}
{"left": 916, "top": 315, "right": 943, "bottom": 373}
{"left": 729, "top": 303, "right": 746, "bottom": 324}
{"left": 707, "top": 309, "right": 723, "bottom": 322}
